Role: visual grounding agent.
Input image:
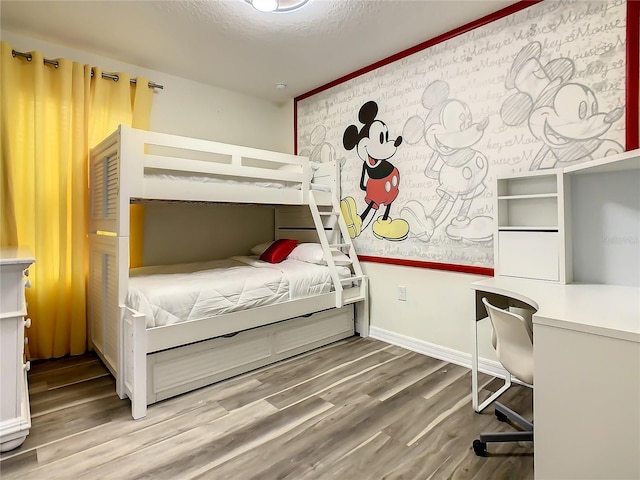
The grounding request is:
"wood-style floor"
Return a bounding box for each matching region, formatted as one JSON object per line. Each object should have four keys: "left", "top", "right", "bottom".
{"left": 0, "top": 337, "right": 533, "bottom": 480}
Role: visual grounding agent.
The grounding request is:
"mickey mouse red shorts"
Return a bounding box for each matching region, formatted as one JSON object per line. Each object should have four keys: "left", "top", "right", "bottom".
{"left": 364, "top": 167, "right": 400, "bottom": 209}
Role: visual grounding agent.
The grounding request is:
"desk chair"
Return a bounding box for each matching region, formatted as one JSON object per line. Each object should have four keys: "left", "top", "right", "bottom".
{"left": 473, "top": 297, "right": 534, "bottom": 456}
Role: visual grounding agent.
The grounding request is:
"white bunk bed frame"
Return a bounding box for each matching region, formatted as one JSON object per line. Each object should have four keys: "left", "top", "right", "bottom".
{"left": 88, "top": 125, "right": 369, "bottom": 419}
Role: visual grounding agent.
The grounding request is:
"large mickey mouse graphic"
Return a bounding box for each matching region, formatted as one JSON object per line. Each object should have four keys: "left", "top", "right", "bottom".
{"left": 501, "top": 41, "right": 623, "bottom": 170}
{"left": 400, "top": 80, "right": 493, "bottom": 243}
{"left": 340, "top": 101, "right": 409, "bottom": 241}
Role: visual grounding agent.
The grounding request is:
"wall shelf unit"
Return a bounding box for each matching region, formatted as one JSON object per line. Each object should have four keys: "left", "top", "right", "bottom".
{"left": 495, "top": 148, "right": 640, "bottom": 287}
{"left": 495, "top": 170, "right": 566, "bottom": 283}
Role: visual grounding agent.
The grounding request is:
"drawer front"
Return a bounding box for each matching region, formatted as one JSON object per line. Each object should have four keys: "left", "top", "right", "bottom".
{"left": 498, "top": 231, "right": 559, "bottom": 281}
{"left": 0, "top": 267, "right": 26, "bottom": 314}
{"left": 0, "top": 315, "right": 25, "bottom": 421}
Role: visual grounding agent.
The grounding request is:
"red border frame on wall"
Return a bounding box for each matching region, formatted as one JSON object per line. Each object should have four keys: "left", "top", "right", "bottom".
{"left": 626, "top": 0, "right": 639, "bottom": 150}
{"left": 294, "top": 0, "right": 639, "bottom": 276}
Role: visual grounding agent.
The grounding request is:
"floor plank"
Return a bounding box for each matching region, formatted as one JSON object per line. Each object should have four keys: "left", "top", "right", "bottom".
{"left": 0, "top": 337, "right": 534, "bottom": 479}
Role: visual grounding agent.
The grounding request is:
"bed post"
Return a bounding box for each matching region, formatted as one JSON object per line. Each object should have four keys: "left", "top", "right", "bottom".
{"left": 114, "top": 237, "right": 129, "bottom": 399}
{"left": 355, "top": 277, "right": 370, "bottom": 337}
{"left": 122, "top": 306, "right": 147, "bottom": 419}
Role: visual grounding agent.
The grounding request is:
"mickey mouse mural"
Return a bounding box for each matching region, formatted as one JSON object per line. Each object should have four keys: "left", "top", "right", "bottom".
{"left": 340, "top": 101, "right": 410, "bottom": 241}
{"left": 501, "top": 41, "right": 624, "bottom": 170}
{"left": 298, "top": 124, "right": 338, "bottom": 165}
{"left": 400, "top": 80, "right": 493, "bottom": 243}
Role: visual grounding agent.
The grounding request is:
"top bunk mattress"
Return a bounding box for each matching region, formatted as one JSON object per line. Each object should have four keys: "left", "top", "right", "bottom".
{"left": 145, "top": 171, "right": 332, "bottom": 192}
{"left": 127, "top": 255, "right": 351, "bottom": 328}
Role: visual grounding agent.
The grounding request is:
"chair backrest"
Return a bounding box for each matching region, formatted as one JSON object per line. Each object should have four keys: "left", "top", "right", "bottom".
{"left": 482, "top": 297, "right": 534, "bottom": 385}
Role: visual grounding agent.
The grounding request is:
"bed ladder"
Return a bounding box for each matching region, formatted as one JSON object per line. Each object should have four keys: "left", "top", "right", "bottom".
{"left": 308, "top": 190, "right": 367, "bottom": 310}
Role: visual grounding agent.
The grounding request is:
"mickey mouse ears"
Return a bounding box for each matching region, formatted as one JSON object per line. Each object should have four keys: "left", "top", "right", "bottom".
{"left": 505, "top": 41, "right": 574, "bottom": 104}
{"left": 358, "top": 101, "right": 378, "bottom": 125}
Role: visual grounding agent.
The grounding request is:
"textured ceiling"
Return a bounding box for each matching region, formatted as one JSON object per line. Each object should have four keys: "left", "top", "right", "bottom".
{"left": 1, "top": 0, "right": 518, "bottom": 103}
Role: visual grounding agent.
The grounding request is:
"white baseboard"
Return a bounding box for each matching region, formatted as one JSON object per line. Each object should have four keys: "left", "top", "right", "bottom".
{"left": 370, "top": 326, "right": 508, "bottom": 380}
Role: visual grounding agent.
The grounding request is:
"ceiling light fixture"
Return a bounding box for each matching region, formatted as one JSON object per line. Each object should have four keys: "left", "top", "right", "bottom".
{"left": 246, "top": 0, "right": 310, "bottom": 13}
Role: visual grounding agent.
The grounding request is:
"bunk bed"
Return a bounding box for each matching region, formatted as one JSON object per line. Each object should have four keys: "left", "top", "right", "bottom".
{"left": 88, "top": 126, "right": 369, "bottom": 419}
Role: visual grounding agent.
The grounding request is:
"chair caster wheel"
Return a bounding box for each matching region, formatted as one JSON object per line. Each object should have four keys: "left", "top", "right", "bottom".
{"left": 473, "top": 439, "right": 487, "bottom": 456}
{"left": 495, "top": 410, "right": 508, "bottom": 422}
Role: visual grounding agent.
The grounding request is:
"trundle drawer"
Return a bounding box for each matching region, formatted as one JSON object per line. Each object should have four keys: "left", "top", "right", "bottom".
{"left": 147, "top": 306, "right": 354, "bottom": 403}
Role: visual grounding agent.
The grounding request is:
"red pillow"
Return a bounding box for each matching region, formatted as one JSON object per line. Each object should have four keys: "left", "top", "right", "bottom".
{"left": 259, "top": 239, "right": 299, "bottom": 263}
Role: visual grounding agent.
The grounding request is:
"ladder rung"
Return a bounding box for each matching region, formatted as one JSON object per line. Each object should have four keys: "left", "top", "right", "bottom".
{"left": 318, "top": 211, "right": 339, "bottom": 216}
{"left": 340, "top": 275, "right": 364, "bottom": 283}
{"left": 343, "top": 296, "right": 365, "bottom": 304}
{"left": 330, "top": 243, "right": 350, "bottom": 248}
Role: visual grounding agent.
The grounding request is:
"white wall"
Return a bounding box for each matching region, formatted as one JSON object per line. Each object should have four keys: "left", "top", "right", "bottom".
{"left": 363, "top": 262, "right": 497, "bottom": 364}
{"left": 143, "top": 203, "right": 275, "bottom": 266}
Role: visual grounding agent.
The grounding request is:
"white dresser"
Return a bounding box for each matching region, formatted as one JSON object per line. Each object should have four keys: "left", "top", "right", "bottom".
{"left": 0, "top": 248, "right": 34, "bottom": 452}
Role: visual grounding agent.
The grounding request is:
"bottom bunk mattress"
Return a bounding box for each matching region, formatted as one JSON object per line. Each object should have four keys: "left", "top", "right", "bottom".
{"left": 127, "top": 255, "right": 351, "bottom": 328}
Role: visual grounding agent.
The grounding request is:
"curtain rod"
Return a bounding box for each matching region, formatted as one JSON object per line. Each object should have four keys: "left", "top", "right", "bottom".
{"left": 11, "top": 49, "right": 164, "bottom": 90}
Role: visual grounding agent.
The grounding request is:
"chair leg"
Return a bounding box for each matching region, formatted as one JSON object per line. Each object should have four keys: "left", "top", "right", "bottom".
{"left": 472, "top": 402, "right": 534, "bottom": 457}
{"left": 495, "top": 402, "right": 534, "bottom": 431}
{"left": 479, "top": 430, "right": 533, "bottom": 443}
{"left": 474, "top": 431, "right": 533, "bottom": 457}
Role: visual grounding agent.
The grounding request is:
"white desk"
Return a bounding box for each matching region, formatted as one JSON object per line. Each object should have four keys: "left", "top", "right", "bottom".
{"left": 472, "top": 277, "right": 640, "bottom": 480}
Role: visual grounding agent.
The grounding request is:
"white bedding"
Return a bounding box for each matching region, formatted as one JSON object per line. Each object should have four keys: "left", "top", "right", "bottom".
{"left": 146, "top": 172, "right": 332, "bottom": 192}
{"left": 127, "top": 256, "right": 351, "bottom": 328}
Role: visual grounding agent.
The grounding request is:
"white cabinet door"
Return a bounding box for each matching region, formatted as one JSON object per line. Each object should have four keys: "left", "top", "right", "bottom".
{"left": 498, "top": 231, "right": 559, "bottom": 281}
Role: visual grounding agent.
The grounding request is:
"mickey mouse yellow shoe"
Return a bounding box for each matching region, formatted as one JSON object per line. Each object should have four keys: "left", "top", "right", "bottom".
{"left": 372, "top": 217, "right": 409, "bottom": 241}
{"left": 400, "top": 200, "right": 435, "bottom": 241}
{"left": 340, "top": 197, "right": 362, "bottom": 238}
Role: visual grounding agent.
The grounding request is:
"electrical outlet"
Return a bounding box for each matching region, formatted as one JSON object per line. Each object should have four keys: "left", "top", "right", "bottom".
{"left": 398, "top": 285, "right": 407, "bottom": 301}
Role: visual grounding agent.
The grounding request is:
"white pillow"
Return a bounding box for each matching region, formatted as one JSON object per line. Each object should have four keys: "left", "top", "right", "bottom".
{"left": 250, "top": 241, "right": 273, "bottom": 256}
{"left": 288, "top": 243, "right": 352, "bottom": 266}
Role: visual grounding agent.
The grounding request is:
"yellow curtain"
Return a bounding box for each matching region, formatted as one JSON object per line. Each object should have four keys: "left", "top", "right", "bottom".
{"left": 0, "top": 42, "right": 153, "bottom": 359}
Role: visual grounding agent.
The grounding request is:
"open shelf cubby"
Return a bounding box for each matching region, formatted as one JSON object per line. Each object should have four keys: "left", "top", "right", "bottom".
{"left": 497, "top": 196, "right": 559, "bottom": 230}
{"left": 497, "top": 173, "right": 558, "bottom": 196}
